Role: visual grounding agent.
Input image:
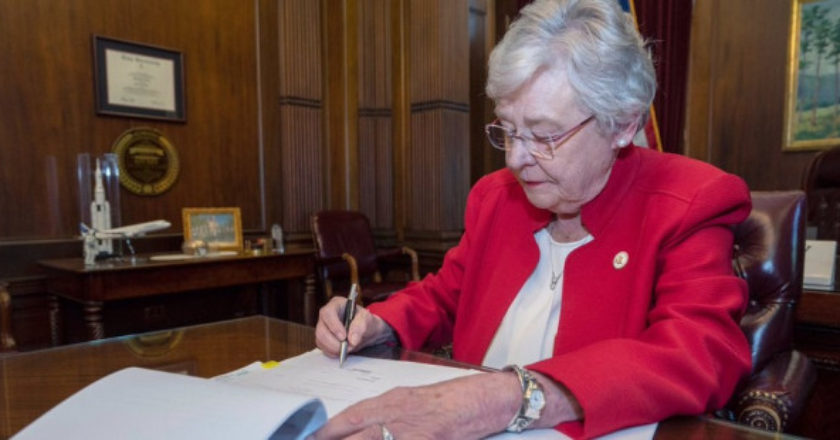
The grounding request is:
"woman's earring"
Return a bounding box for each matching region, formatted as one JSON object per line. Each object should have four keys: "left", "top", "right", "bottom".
{"left": 616, "top": 139, "right": 628, "bottom": 147}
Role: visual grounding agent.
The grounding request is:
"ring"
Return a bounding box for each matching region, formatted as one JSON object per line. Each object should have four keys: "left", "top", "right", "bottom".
{"left": 381, "top": 424, "right": 395, "bottom": 440}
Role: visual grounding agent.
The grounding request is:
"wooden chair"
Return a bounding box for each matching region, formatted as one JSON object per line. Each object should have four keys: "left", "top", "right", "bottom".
{"left": 1, "top": 281, "right": 16, "bottom": 351}
{"left": 719, "top": 191, "right": 816, "bottom": 432}
{"left": 310, "top": 210, "right": 419, "bottom": 305}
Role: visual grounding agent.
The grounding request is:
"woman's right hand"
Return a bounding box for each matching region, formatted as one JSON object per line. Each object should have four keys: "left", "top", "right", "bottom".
{"left": 314, "top": 296, "right": 395, "bottom": 357}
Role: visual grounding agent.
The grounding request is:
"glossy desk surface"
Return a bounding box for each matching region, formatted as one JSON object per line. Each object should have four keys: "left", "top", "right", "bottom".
{"left": 0, "top": 316, "right": 795, "bottom": 439}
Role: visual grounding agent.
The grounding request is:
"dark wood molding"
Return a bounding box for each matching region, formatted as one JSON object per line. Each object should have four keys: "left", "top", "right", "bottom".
{"left": 410, "top": 100, "right": 470, "bottom": 113}
{"left": 358, "top": 107, "right": 393, "bottom": 117}
{"left": 278, "top": 96, "right": 323, "bottom": 108}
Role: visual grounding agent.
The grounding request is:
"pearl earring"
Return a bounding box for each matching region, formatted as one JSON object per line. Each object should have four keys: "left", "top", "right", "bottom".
{"left": 617, "top": 139, "right": 628, "bottom": 147}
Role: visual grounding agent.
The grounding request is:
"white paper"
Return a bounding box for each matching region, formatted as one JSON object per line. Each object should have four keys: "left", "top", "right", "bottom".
{"left": 804, "top": 239, "right": 837, "bottom": 288}
{"left": 218, "top": 349, "right": 482, "bottom": 415}
{"left": 105, "top": 48, "right": 176, "bottom": 111}
{"left": 13, "top": 367, "right": 325, "bottom": 440}
{"left": 220, "top": 350, "right": 657, "bottom": 439}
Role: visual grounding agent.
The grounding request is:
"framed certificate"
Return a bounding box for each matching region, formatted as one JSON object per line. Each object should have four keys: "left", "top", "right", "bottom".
{"left": 93, "top": 35, "right": 186, "bottom": 121}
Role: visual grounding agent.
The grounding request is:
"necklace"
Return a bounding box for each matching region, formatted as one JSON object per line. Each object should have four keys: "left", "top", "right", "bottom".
{"left": 548, "top": 232, "right": 562, "bottom": 290}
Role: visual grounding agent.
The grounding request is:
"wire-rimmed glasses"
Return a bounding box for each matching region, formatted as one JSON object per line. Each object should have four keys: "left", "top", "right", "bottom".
{"left": 484, "top": 115, "right": 595, "bottom": 160}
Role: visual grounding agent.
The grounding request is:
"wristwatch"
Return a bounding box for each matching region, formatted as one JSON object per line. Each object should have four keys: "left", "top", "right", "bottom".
{"left": 504, "top": 365, "right": 546, "bottom": 432}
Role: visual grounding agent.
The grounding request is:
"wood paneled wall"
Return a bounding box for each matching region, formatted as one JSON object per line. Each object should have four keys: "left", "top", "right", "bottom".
{"left": 685, "top": 0, "right": 818, "bottom": 190}
{"left": 469, "top": 0, "right": 505, "bottom": 186}
{"left": 1, "top": 0, "right": 486, "bottom": 252}
{"left": 406, "top": 0, "right": 471, "bottom": 249}
{"left": 0, "top": 0, "right": 261, "bottom": 240}
{"left": 359, "top": 0, "right": 395, "bottom": 231}
{"left": 0, "top": 0, "right": 490, "bottom": 347}
{"left": 261, "top": 0, "right": 326, "bottom": 238}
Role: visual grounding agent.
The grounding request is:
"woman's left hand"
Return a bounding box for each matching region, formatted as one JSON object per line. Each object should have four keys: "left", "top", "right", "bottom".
{"left": 311, "top": 372, "right": 521, "bottom": 440}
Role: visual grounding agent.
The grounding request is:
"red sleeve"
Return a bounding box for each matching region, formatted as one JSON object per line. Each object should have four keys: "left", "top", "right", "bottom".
{"left": 366, "top": 176, "right": 490, "bottom": 350}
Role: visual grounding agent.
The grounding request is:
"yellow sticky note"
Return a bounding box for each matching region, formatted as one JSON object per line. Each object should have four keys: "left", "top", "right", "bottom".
{"left": 261, "top": 361, "right": 279, "bottom": 369}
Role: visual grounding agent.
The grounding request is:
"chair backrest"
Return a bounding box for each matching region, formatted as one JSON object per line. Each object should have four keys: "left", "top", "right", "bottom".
{"left": 311, "top": 210, "right": 380, "bottom": 280}
{"left": 732, "top": 191, "right": 806, "bottom": 373}
{"left": 802, "top": 146, "right": 840, "bottom": 239}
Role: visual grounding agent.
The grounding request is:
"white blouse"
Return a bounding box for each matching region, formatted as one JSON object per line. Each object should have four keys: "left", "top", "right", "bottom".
{"left": 482, "top": 228, "right": 592, "bottom": 369}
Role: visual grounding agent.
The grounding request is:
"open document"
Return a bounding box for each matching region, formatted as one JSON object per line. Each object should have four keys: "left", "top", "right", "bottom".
{"left": 12, "top": 367, "right": 325, "bottom": 440}
{"left": 13, "top": 350, "right": 656, "bottom": 439}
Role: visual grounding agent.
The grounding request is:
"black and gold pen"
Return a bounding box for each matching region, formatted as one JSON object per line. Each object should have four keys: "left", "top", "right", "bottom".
{"left": 338, "top": 283, "right": 359, "bottom": 367}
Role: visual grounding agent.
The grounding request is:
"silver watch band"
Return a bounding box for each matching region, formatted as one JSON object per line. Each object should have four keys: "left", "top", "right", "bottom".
{"left": 503, "top": 365, "right": 546, "bottom": 433}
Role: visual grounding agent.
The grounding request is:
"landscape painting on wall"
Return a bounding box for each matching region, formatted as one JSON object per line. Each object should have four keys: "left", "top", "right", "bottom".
{"left": 785, "top": 0, "right": 840, "bottom": 151}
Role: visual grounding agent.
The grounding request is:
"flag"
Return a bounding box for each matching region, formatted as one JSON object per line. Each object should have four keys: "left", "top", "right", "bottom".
{"left": 618, "top": 0, "right": 663, "bottom": 151}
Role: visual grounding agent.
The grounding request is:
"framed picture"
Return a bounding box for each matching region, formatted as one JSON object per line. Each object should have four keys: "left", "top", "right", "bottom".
{"left": 181, "top": 207, "right": 243, "bottom": 251}
{"left": 784, "top": 0, "right": 840, "bottom": 151}
{"left": 92, "top": 35, "right": 186, "bottom": 121}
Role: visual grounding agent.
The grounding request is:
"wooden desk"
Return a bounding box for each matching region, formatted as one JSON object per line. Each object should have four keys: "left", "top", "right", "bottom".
{"left": 798, "top": 290, "right": 840, "bottom": 327}
{"left": 39, "top": 251, "right": 315, "bottom": 340}
{"left": 795, "top": 290, "right": 840, "bottom": 438}
{"left": 0, "top": 316, "right": 796, "bottom": 440}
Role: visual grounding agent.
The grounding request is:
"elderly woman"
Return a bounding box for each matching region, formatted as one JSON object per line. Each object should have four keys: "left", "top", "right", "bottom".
{"left": 313, "top": 0, "right": 752, "bottom": 438}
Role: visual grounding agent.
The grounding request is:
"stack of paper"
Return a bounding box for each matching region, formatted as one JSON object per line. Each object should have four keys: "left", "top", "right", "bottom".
{"left": 804, "top": 239, "right": 838, "bottom": 290}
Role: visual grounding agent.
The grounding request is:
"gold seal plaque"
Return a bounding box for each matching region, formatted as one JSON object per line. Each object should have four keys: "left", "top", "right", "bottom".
{"left": 112, "top": 127, "right": 180, "bottom": 195}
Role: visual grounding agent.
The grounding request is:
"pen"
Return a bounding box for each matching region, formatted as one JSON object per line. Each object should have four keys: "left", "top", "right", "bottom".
{"left": 338, "top": 283, "right": 359, "bottom": 367}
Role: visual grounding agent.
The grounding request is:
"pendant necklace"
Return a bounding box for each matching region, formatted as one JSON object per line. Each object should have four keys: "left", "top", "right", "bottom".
{"left": 548, "top": 226, "right": 562, "bottom": 290}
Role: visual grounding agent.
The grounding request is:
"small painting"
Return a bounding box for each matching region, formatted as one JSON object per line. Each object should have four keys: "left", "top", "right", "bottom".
{"left": 181, "top": 207, "right": 242, "bottom": 251}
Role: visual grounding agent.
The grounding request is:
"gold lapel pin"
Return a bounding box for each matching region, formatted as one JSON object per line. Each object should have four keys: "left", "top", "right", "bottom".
{"left": 613, "top": 251, "right": 629, "bottom": 269}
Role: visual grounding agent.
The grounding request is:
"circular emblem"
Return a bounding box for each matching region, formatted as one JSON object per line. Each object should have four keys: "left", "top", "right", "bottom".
{"left": 613, "top": 251, "right": 629, "bottom": 269}
{"left": 112, "top": 128, "right": 180, "bottom": 196}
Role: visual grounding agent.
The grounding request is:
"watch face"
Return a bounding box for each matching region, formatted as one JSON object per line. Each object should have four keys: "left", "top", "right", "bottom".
{"left": 532, "top": 389, "right": 546, "bottom": 408}
{"left": 525, "top": 389, "right": 546, "bottom": 419}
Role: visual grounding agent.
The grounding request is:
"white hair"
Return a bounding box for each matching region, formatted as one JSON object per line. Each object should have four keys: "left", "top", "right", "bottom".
{"left": 486, "top": 0, "right": 656, "bottom": 135}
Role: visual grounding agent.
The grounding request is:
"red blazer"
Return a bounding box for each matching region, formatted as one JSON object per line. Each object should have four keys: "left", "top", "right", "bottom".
{"left": 368, "top": 146, "right": 752, "bottom": 438}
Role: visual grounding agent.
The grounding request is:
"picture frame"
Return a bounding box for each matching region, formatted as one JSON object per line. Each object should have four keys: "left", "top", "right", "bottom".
{"left": 92, "top": 35, "right": 186, "bottom": 122}
{"left": 784, "top": 0, "right": 840, "bottom": 151}
{"left": 181, "top": 207, "right": 243, "bottom": 251}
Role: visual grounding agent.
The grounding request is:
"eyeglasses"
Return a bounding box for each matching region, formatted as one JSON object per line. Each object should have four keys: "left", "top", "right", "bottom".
{"left": 485, "top": 115, "right": 594, "bottom": 160}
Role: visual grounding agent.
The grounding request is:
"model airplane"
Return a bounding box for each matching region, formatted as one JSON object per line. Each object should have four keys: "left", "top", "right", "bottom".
{"left": 81, "top": 220, "right": 171, "bottom": 265}
{"left": 82, "top": 220, "right": 171, "bottom": 238}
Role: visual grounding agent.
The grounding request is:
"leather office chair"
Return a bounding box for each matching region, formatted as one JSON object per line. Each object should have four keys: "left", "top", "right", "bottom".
{"left": 310, "top": 210, "right": 420, "bottom": 305}
{"left": 719, "top": 191, "right": 816, "bottom": 432}
{"left": 802, "top": 146, "right": 840, "bottom": 239}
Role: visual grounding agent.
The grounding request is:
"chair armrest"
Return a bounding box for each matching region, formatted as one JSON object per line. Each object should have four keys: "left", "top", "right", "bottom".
{"left": 376, "top": 246, "right": 420, "bottom": 281}
{"left": 733, "top": 350, "right": 816, "bottom": 432}
{"left": 313, "top": 254, "right": 349, "bottom": 266}
{"left": 1, "top": 281, "right": 16, "bottom": 352}
{"left": 313, "top": 253, "right": 360, "bottom": 287}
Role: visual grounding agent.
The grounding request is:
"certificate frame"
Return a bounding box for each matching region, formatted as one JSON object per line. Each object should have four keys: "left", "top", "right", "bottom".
{"left": 181, "top": 207, "right": 243, "bottom": 251}
{"left": 93, "top": 35, "right": 186, "bottom": 122}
